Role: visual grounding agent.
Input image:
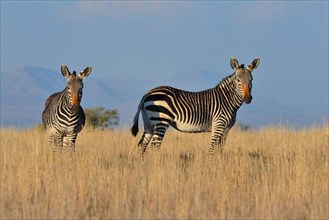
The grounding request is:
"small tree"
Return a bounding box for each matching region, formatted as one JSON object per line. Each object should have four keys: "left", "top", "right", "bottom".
{"left": 84, "top": 107, "right": 119, "bottom": 129}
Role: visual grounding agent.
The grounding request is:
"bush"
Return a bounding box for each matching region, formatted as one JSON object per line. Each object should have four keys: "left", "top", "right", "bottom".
{"left": 84, "top": 107, "right": 119, "bottom": 129}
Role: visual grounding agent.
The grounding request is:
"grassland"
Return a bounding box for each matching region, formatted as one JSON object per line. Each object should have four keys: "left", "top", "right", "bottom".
{"left": 1, "top": 124, "right": 328, "bottom": 219}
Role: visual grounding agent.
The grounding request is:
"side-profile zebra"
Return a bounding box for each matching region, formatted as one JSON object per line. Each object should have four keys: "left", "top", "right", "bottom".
{"left": 42, "top": 65, "right": 92, "bottom": 152}
{"left": 131, "top": 57, "right": 260, "bottom": 159}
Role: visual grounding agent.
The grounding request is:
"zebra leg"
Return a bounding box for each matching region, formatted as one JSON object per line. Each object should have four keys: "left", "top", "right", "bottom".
{"left": 63, "top": 133, "right": 77, "bottom": 152}
{"left": 209, "top": 124, "right": 226, "bottom": 157}
{"left": 137, "top": 132, "right": 152, "bottom": 160}
{"left": 48, "top": 133, "right": 58, "bottom": 152}
{"left": 209, "top": 115, "right": 237, "bottom": 157}
{"left": 150, "top": 124, "right": 168, "bottom": 151}
{"left": 223, "top": 114, "right": 236, "bottom": 144}
{"left": 50, "top": 132, "right": 64, "bottom": 152}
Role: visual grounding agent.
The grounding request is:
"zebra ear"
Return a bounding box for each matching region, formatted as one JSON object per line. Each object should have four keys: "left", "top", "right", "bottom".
{"left": 61, "top": 65, "right": 71, "bottom": 79}
{"left": 78, "top": 66, "right": 92, "bottom": 79}
{"left": 248, "top": 57, "right": 260, "bottom": 71}
{"left": 230, "top": 57, "right": 239, "bottom": 71}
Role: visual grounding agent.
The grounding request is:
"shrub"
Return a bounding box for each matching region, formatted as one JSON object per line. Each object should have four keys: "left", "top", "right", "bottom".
{"left": 84, "top": 107, "right": 119, "bottom": 129}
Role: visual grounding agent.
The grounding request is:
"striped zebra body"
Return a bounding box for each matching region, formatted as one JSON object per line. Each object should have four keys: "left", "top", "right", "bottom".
{"left": 131, "top": 57, "right": 260, "bottom": 159}
{"left": 42, "top": 90, "right": 86, "bottom": 150}
{"left": 42, "top": 65, "right": 92, "bottom": 152}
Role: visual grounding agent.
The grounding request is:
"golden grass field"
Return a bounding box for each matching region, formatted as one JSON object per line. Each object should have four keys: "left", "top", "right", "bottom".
{"left": 1, "top": 123, "right": 328, "bottom": 219}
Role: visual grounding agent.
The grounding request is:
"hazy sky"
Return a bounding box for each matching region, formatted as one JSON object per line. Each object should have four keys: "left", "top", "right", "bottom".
{"left": 1, "top": 1, "right": 328, "bottom": 123}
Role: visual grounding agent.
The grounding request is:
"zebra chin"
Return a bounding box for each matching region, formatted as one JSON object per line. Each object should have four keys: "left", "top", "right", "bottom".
{"left": 244, "top": 95, "right": 252, "bottom": 104}
{"left": 70, "top": 104, "right": 80, "bottom": 113}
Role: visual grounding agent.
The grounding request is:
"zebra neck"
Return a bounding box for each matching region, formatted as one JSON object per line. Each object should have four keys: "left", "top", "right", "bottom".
{"left": 216, "top": 73, "right": 236, "bottom": 88}
{"left": 216, "top": 74, "right": 244, "bottom": 111}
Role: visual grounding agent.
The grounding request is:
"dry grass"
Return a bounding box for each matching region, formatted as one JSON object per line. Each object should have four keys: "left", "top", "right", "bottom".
{"left": 1, "top": 123, "right": 328, "bottom": 219}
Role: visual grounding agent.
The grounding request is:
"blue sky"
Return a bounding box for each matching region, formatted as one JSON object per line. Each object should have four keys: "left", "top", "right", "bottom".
{"left": 1, "top": 1, "right": 328, "bottom": 126}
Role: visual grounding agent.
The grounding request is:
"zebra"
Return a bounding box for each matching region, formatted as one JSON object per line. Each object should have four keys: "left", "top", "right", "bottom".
{"left": 42, "top": 65, "right": 92, "bottom": 152}
{"left": 131, "top": 57, "right": 260, "bottom": 159}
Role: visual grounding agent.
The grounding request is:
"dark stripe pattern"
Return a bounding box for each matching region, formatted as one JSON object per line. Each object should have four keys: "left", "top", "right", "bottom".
{"left": 131, "top": 57, "right": 260, "bottom": 159}
{"left": 42, "top": 65, "right": 92, "bottom": 152}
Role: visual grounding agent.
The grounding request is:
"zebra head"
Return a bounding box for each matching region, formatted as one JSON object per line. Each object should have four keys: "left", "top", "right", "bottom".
{"left": 61, "top": 65, "right": 92, "bottom": 113}
{"left": 230, "top": 57, "right": 260, "bottom": 104}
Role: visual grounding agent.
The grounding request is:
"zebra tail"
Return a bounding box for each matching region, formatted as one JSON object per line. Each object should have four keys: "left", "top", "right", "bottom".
{"left": 130, "top": 101, "right": 142, "bottom": 136}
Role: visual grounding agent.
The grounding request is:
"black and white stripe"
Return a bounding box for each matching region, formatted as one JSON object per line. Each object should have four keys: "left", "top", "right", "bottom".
{"left": 131, "top": 57, "right": 260, "bottom": 159}
{"left": 42, "top": 65, "right": 92, "bottom": 152}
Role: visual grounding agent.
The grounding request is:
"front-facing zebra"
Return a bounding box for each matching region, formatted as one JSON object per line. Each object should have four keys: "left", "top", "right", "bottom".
{"left": 42, "top": 65, "right": 92, "bottom": 152}
{"left": 131, "top": 57, "right": 260, "bottom": 159}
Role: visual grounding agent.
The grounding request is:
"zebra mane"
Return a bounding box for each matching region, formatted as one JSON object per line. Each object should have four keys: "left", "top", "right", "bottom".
{"left": 215, "top": 62, "right": 247, "bottom": 88}
{"left": 215, "top": 63, "right": 247, "bottom": 89}
{"left": 216, "top": 73, "right": 237, "bottom": 88}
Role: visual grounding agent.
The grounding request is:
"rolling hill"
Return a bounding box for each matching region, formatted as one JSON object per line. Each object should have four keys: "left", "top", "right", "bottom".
{"left": 0, "top": 66, "right": 325, "bottom": 128}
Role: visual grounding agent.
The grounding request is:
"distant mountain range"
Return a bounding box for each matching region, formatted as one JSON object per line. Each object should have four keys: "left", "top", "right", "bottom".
{"left": 1, "top": 66, "right": 326, "bottom": 128}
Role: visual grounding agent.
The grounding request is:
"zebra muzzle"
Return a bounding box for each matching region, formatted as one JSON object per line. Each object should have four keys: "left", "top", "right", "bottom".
{"left": 243, "top": 85, "right": 252, "bottom": 104}
{"left": 70, "top": 94, "right": 80, "bottom": 113}
{"left": 71, "top": 94, "right": 79, "bottom": 106}
{"left": 244, "top": 95, "right": 252, "bottom": 104}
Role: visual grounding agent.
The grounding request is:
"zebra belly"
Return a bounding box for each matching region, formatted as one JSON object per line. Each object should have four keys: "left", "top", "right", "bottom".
{"left": 172, "top": 121, "right": 211, "bottom": 133}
